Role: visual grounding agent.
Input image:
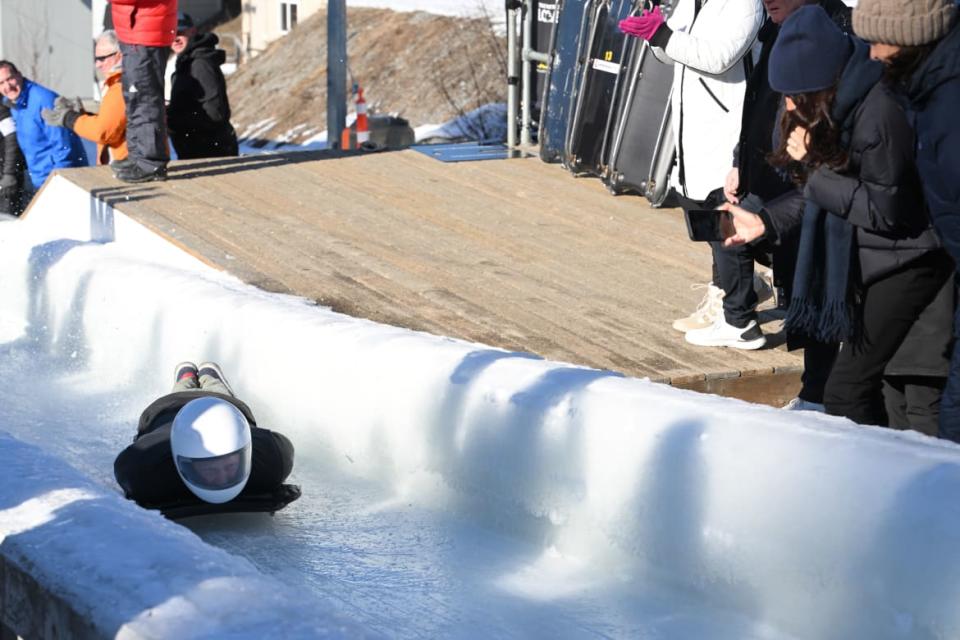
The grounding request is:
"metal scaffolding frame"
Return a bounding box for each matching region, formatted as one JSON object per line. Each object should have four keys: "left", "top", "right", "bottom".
{"left": 506, "top": 0, "right": 551, "bottom": 148}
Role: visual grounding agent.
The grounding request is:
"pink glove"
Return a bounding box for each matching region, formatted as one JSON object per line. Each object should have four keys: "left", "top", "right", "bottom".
{"left": 618, "top": 6, "right": 665, "bottom": 41}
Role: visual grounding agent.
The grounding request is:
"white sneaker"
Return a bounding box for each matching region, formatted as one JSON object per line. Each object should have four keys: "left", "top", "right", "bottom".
{"left": 673, "top": 283, "right": 725, "bottom": 333}
{"left": 684, "top": 316, "right": 767, "bottom": 350}
{"left": 754, "top": 268, "right": 775, "bottom": 306}
{"left": 782, "top": 397, "right": 826, "bottom": 412}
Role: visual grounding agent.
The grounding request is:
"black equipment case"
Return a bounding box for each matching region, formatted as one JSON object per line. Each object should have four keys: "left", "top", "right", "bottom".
{"left": 563, "top": 0, "right": 637, "bottom": 176}
{"left": 603, "top": 22, "right": 675, "bottom": 206}
{"left": 538, "top": 0, "right": 592, "bottom": 163}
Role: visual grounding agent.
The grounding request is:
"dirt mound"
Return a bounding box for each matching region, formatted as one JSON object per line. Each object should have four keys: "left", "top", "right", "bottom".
{"left": 226, "top": 7, "right": 506, "bottom": 144}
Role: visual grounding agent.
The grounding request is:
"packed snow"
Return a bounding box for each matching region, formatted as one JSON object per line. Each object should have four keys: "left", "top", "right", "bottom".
{"left": 1, "top": 175, "right": 960, "bottom": 638}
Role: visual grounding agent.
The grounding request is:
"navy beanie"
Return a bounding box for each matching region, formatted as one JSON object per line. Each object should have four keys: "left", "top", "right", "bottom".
{"left": 769, "top": 5, "right": 854, "bottom": 95}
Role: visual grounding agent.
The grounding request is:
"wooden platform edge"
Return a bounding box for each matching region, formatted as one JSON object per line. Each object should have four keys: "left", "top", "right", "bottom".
{"left": 68, "top": 170, "right": 803, "bottom": 408}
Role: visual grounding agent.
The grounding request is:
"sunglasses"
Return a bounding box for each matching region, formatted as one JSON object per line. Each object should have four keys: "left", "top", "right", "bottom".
{"left": 94, "top": 51, "right": 118, "bottom": 62}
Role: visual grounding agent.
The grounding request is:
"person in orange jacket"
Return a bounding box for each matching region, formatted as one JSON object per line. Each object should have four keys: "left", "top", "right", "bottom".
{"left": 42, "top": 31, "right": 128, "bottom": 165}
{"left": 110, "top": 0, "right": 177, "bottom": 183}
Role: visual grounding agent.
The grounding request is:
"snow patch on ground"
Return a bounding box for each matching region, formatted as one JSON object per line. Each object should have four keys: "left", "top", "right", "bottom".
{"left": 240, "top": 103, "right": 506, "bottom": 153}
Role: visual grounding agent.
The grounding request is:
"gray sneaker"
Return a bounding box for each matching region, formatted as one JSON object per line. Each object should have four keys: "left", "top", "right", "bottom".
{"left": 197, "top": 361, "right": 234, "bottom": 395}
{"left": 174, "top": 361, "right": 198, "bottom": 384}
{"left": 673, "top": 283, "right": 725, "bottom": 332}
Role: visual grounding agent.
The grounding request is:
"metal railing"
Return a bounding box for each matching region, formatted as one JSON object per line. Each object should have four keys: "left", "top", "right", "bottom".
{"left": 506, "top": 0, "right": 551, "bottom": 148}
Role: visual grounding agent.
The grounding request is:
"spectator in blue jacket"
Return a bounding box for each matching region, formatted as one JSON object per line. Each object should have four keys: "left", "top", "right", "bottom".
{"left": 0, "top": 61, "right": 87, "bottom": 198}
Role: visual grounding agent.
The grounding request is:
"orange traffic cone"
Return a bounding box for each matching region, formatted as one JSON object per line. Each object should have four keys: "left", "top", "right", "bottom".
{"left": 355, "top": 86, "right": 370, "bottom": 146}
{"left": 339, "top": 85, "right": 370, "bottom": 150}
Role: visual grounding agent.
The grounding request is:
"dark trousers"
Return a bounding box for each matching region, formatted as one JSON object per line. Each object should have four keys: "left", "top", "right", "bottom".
{"left": 825, "top": 252, "right": 953, "bottom": 426}
{"left": 0, "top": 186, "right": 24, "bottom": 216}
{"left": 710, "top": 241, "right": 770, "bottom": 328}
{"left": 940, "top": 300, "right": 960, "bottom": 442}
{"left": 883, "top": 375, "right": 945, "bottom": 437}
{"left": 119, "top": 42, "right": 169, "bottom": 170}
{"left": 800, "top": 340, "right": 838, "bottom": 404}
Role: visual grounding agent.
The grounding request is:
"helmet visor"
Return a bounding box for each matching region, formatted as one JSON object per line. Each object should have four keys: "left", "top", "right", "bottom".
{"left": 176, "top": 447, "right": 250, "bottom": 491}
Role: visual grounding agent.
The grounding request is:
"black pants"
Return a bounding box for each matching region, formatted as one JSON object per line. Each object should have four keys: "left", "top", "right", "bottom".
{"left": 800, "top": 340, "right": 838, "bottom": 404}
{"left": 0, "top": 186, "right": 24, "bottom": 216}
{"left": 824, "top": 252, "right": 953, "bottom": 426}
{"left": 119, "top": 42, "right": 169, "bottom": 171}
{"left": 710, "top": 241, "right": 773, "bottom": 328}
{"left": 882, "top": 375, "right": 945, "bottom": 437}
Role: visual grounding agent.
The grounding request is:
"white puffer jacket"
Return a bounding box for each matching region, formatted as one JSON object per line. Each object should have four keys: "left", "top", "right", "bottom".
{"left": 653, "top": 0, "right": 763, "bottom": 200}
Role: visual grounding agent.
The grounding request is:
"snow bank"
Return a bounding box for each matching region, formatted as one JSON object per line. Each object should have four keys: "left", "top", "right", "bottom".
{"left": 2, "top": 174, "right": 960, "bottom": 638}
{"left": 0, "top": 433, "right": 370, "bottom": 639}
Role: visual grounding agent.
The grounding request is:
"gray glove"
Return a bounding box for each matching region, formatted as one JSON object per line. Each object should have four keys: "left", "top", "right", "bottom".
{"left": 54, "top": 95, "right": 85, "bottom": 113}
{"left": 41, "top": 105, "right": 69, "bottom": 128}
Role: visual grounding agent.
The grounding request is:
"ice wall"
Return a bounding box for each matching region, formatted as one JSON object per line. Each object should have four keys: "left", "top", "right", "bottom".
{"left": 0, "top": 433, "right": 371, "bottom": 639}
{"left": 2, "top": 174, "right": 960, "bottom": 639}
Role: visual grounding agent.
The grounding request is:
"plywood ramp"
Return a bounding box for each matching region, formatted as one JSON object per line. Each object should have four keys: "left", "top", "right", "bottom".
{"left": 62, "top": 149, "right": 802, "bottom": 405}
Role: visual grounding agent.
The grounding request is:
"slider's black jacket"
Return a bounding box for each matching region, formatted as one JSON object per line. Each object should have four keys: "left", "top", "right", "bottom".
{"left": 114, "top": 391, "right": 294, "bottom": 508}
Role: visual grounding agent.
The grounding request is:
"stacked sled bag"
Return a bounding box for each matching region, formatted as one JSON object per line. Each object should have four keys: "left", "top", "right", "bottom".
{"left": 538, "top": 0, "right": 592, "bottom": 163}
{"left": 538, "top": 0, "right": 676, "bottom": 206}
{"left": 530, "top": 1, "right": 562, "bottom": 128}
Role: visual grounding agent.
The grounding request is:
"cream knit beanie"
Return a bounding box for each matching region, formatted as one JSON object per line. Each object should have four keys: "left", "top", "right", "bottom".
{"left": 853, "top": 0, "right": 957, "bottom": 46}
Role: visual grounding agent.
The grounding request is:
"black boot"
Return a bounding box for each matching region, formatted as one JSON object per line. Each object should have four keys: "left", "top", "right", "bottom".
{"left": 115, "top": 163, "right": 167, "bottom": 183}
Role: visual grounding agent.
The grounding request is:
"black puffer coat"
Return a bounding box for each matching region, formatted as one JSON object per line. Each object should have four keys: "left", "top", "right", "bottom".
{"left": 114, "top": 391, "right": 294, "bottom": 508}
{"left": 735, "top": 0, "right": 853, "bottom": 301}
{"left": 803, "top": 40, "right": 943, "bottom": 288}
{"left": 167, "top": 32, "right": 239, "bottom": 160}
{"left": 802, "top": 40, "right": 951, "bottom": 376}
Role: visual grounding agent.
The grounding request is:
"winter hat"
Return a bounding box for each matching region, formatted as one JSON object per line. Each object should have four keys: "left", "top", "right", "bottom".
{"left": 769, "top": 5, "right": 853, "bottom": 95}
{"left": 177, "top": 12, "right": 195, "bottom": 33}
{"left": 853, "top": 0, "right": 957, "bottom": 46}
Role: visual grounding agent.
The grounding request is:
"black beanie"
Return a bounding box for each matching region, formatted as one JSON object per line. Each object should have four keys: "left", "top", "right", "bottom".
{"left": 769, "top": 5, "right": 854, "bottom": 95}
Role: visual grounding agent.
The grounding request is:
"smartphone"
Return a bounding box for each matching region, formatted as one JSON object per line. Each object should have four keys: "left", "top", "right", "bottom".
{"left": 684, "top": 209, "right": 725, "bottom": 242}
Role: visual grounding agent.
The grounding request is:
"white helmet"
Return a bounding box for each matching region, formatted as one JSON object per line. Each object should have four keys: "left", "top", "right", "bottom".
{"left": 170, "top": 397, "right": 252, "bottom": 504}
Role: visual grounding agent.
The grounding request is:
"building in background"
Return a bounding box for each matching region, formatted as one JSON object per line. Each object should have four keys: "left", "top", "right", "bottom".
{"left": 242, "top": 0, "right": 323, "bottom": 58}
{"left": 0, "top": 0, "right": 93, "bottom": 99}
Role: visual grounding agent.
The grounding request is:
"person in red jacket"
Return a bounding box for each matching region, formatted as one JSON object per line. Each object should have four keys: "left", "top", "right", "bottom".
{"left": 110, "top": 0, "right": 177, "bottom": 183}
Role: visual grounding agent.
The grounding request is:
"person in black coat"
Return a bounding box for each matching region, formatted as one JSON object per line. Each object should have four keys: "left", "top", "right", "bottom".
{"left": 114, "top": 361, "right": 296, "bottom": 515}
{"left": 852, "top": 0, "right": 960, "bottom": 440}
{"left": 0, "top": 103, "right": 25, "bottom": 216}
{"left": 723, "top": 6, "right": 952, "bottom": 426}
{"left": 704, "top": 0, "right": 851, "bottom": 406}
{"left": 166, "top": 14, "right": 239, "bottom": 160}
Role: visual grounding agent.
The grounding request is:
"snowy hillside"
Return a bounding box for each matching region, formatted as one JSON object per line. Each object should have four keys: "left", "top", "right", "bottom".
{"left": 227, "top": 6, "right": 505, "bottom": 148}
{"left": 349, "top": 0, "right": 502, "bottom": 16}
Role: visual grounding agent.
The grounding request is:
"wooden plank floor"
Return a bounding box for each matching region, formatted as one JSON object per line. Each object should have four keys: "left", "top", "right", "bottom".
{"left": 62, "top": 149, "right": 802, "bottom": 404}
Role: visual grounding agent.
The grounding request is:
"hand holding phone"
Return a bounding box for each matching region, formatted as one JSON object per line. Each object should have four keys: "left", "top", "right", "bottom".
{"left": 684, "top": 209, "right": 726, "bottom": 242}
{"left": 717, "top": 202, "right": 767, "bottom": 248}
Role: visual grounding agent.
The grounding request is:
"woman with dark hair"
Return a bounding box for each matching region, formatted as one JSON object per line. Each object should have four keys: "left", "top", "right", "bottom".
{"left": 720, "top": 5, "right": 952, "bottom": 427}
{"left": 852, "top": 0, "right": 960, "bottom": 440}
